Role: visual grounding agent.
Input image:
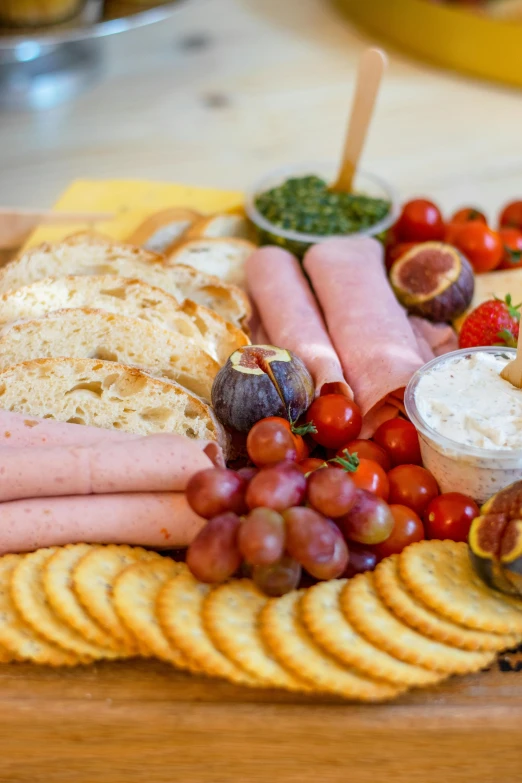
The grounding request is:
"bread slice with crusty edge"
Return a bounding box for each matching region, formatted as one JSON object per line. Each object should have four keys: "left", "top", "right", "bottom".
{"left": 0, "top": 232, "right": 251, "bottom": 329}
{"left": 165, "top": 238, "right": 256, "bottom": 288}
{"left": 0, "top": 275, "right": 249, "bottom": 364}
{"left": 0, "top": 357, "right": 227, "bottom": 447}
{"left": 0, "top": 308, "right": 219, "bottom": 401}
{"left": 127, "top": 208, "right": 201, "bottom": 253}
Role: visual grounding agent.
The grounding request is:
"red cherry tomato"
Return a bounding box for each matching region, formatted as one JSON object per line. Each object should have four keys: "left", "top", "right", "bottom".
{"left": 387, "top": 465, "right": 439, "bottom": 516}
{"left": 297, "top": 457, "right": 327, "bottom": 475}
{"left": 348, "top": 458, "right": 389, "bottom": 501}
{"left": 373, "top": 419, "right": 422, "bottom": 467}
{"left": 306, "top": 394, "right": 362, "bottom": 450}
{"left": 373, "top": 504, "right": 425, "bottom": 559}
{"left": 339, "top": 439, "right": 391, "bottom": 472}
{"left": 385, "top": 242, "right": 417, "bottom": 272}
{"left": 499, "top": 200, "right": 522, "bottom": 231}
{"left": 261, "top": 416, "right": 308, "bottom": 461}
{"left": 396, "top": 199, "right": 445, "bottom": 243}
{"left": 450, "top": 207, "right": 487, "bottom": 225}
{"left": 498, "top": 227, "right": 522, "bottom": 270}
{"left": 453, "top": 221, "right": 503, "bottom": 273}
{"left": 424, "top": 492, "right": 479, "bottom": 542}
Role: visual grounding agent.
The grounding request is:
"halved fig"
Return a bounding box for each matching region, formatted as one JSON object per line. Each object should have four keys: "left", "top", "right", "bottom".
{"left": 468, "top": 480, "right": 522, "bottom": 597}
{"left": 211, "top": 345, "right": 314, "bottom": 433}
{"left": 390, "top": 242, "right": 474, "bottom": 322}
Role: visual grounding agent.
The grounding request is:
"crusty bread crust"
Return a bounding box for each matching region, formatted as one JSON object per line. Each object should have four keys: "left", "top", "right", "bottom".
{"left": 165, "top": 237, "right": 256, "bottom": 288}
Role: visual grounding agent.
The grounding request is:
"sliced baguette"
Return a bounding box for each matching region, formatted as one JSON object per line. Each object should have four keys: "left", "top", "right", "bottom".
{"left": 165, "top": 238, "right": 256, "bottom": 288}
{"left": 127, "top": 208, "right": 201, "bottom": 253}
{"left": 0, "top": 275, "right": 249, "bottom": 363}
{"left": 178, "top": 213, "right": 256, "bottom": 244}
{"left": 0, "top": 357, "right": 226, "bottom": 446}
{"left": 0, "top": 232, "right": 251, "bottom": 329}
{"left": 0, "top": 308, "right": 219, "bottom": 401}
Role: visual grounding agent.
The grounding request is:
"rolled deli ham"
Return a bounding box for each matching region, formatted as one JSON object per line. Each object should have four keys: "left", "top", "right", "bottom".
{"left": 0, "top": 434, "right": 220, "bottom": 503}
{"left": 304, "top": 238, "right": 428, "bottom": 433}
{"left": 246, "top": 246, "right": 352, "bottom": 397}
{"left": 0, "top": 493, "right": 205, "bottom": 554}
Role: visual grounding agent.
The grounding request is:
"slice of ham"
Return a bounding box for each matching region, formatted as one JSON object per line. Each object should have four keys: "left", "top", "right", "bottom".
{"left": 0, "top": 410, "right": 224, "bottom": 467}
{"left": 0, "top": 493, "right": 205, "bottom": 554}
{"left": 304, "top": 238, "right": 429, "bottom": 434}
{"left": 408, "top": 316, "right": 458, "bottom": 361}
{"left": 0, "top": 435, "right": 219, "bottom": 502}
{"left": 246, "top": 246, "right": 351, "bottom": 397}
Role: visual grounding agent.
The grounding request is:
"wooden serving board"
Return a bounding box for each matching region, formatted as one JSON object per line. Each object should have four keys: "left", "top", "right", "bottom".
{"left": 1, "top": 655, "right": 521, "bottom": 783}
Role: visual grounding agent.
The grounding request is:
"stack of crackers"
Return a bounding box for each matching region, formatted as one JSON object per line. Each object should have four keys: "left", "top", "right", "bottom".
{"left": 0, "top": 540, "right": 520, "bottom": 701}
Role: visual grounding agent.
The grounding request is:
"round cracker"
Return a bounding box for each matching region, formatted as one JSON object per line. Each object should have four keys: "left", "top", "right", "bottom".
{"left": 301, "top": 579, "right": 444, "bottom": 687}
{"left": 375, "top": 555, "right": 520, "bottom": 652}
{"left": 73, "top": 545, "right": 162, "bottom": 649}
{"left": 203, "top": 580, "right": 312, "bottom": 691}
{"left": 11, "top": 548, "right": 119, "bottom": 660}
{"left": 157, "top": 572, "right": 260, "bottom": 687}
{"left": 0, "top": 554, "right": 78, "bottom": 666}
{"left": 341, "top": 572, "right": 494, "bottom": 674}
{"left": 113, "top": 559, "right": 194, "bottom": 670}
{"left": 399, "top": 540, "right": 522, "bottom": 635}
{"left": 259, "top": 589, "right": 403, "bottom": 701}
{"left": 43, "top": 544, "right": 131, "bottom": 654}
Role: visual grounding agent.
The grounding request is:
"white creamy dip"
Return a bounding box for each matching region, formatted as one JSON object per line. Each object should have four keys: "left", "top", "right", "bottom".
{"left": 415, "top": 351, "right": 522, "bottom": 450}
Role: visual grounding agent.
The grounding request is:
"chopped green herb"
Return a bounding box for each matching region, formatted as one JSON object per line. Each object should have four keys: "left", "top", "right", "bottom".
{"left": 255, "top": 175, "right": 391, "bottom": 237}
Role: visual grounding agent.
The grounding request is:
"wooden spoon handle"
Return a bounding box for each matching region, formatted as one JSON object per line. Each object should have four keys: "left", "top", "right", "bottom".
{"left": 331, "top": 48, "right": 388, "bottom": 194}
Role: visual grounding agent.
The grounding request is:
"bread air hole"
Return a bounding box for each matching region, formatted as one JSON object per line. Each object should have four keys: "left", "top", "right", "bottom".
{"left": 100, "top": 286, "right": 129, "bottom": 300}
{"left": 171, "top": 319, "right": 196, "bottom": 338}
{"left": 184, "top": 403, "right": 200, "bottom": 420}
{"left": 79, "top": 265, "right": 117, "bottom": 276}
{"left": 140, "top": 406, "right": 173, "bottom": 425}
{"left": 66, "top": 382, "right": 103, "bottom": 397}
{"left": 0, "top": 384, "right": 5, "bottom": 397}
{"left": 67, "top": 416, "right": 85, "bottom": 425}
{"left": 92, "top": 347, "right": 118, "bottom": 362}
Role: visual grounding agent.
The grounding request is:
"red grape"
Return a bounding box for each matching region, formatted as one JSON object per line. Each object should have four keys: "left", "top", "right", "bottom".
{"left": 236, "top": 466, "right": 258, "bottom": 482}
{"left": 303, "top": 522, "right": 349, "bottom": 580}
{"left": 238, "top": 508, "right": 286, "bottom": 566}
{"left": 186, "top": 468, "right": 248, "bottom": 519}
{"left": 252, "top": 556, "right": 302, "bottom": 597}
{"left": 338, "top": 490, "right": 394, "bottom": 545}
{"left": 186, "top": 512, "right": 242, "bottom": 583}
{"left": 246, "top": 463, "right": 306, "bottom": 511}
{"left": 341, "top": 543, "right": 378, "bottom": 578}
{"left": 246, "top": 420, "right": 297, "bottom": 467}
{"left": 284, "top": 507, "right": 337, "bottom": 565}
{"left": 306, "top": 468, "right": 357, "bottom": 518}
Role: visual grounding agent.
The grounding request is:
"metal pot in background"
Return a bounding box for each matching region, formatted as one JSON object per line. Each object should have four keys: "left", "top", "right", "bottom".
{"left": 0, "top": 0, "right": 184, "bottom": 109}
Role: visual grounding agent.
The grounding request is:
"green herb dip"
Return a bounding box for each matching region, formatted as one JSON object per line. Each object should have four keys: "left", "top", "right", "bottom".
{"left": 255, "top": 175, "right": 391, "bottom": 237}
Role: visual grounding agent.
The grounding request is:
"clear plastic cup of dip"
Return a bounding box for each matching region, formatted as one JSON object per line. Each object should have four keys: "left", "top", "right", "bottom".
{"left": 405, "top": 346, "right": 522, "bottom": 505}
{"left": 245, "top": 161, "right": 398, "bottom": 258}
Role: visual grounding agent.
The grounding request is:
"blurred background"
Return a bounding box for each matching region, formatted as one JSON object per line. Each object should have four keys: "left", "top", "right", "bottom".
{"left": 1, "top": 0, "right": 522, "bottom": 214}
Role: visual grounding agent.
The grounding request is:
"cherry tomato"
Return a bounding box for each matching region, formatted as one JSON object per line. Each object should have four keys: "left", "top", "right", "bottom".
{"left": 424, "top": 492, "right": 479, "bottom": 542}
{"left": 297, "top": 457, "right": 327, "bottom": 475}
{"left": 453, "top": 221, "right": 503, "bottom": 273}
{"left": 261, "top": 416, "right": 309, "bottom": 462}
{"left": 450, "top": 207, "right": 487, "bottom": 225}
{"left": 395, "top": 199, "right": 445, "bottom": 243}
{"left": 499, "top": 200, "right": 522, "bottom": 231}
{"left": 373, "top": 419, "right": 422, "bottom": 467}
{"left": 350, "top": 458, "right": 390, "bottom": 501}
{"left": 385, "top": 242, "right": 417, "bottom": 272}
{"left": 387, "top": 465, "right": 439, "bottom": 517}
{"left": 498, "top": 227, "right": 522, "bottom": 270}
{"left": 306, "top": 394, "right": 362, "bottom": 450}
{"left": 339, "top": 439, "right": 391, "bottom": 472}
{"left": 373, "top": 504, "right": 425, "bottom": 559}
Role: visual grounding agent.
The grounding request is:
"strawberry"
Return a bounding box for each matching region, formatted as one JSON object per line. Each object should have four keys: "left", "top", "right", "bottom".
{"left": 458, "top": 294, "right": 520, "bottom": 349}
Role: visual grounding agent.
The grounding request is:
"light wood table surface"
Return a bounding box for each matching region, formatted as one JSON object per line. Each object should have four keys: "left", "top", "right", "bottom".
{"left": 1, "top": 0, "right": 522, "bottom": 218}
{"left": 1, "top": 2, "right": 522, "bottom": 781}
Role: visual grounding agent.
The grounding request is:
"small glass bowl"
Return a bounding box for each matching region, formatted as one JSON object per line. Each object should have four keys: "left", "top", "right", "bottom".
{"left": 245, "top": 161, "right": 398, "bottom": 258}
{"left": 405, "top": 346, "right": 522, "bottom": 505}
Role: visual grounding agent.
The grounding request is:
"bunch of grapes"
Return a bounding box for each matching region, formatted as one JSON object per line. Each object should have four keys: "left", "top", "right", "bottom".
{"left": 185, "top": 415, "right": 404, "bottom": 597}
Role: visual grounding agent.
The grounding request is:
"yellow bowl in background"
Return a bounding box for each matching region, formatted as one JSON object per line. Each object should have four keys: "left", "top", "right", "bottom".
{"left": 336, "top": 0, "right": 522, "bottom": 88}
